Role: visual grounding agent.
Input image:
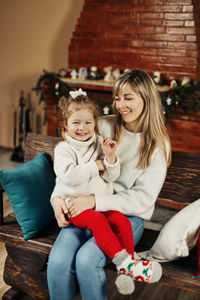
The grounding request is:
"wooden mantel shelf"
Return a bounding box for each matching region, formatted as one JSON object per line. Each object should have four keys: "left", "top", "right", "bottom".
{"left": 61, "top": 78, "right": 113, "bottom": 92}
{"left": 61, "top": 78, "right": 170, "bottom": 93}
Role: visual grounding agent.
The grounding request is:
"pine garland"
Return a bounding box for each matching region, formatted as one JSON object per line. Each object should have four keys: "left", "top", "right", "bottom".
{"left": 32, "top": 70, "right": 72, "bottom": 103}
{"left": 160, "top": 80, "right": 200, "bottom": 118}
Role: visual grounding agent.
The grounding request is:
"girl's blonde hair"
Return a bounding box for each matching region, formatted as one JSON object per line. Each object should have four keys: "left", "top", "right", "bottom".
{"left": 58, "top": 93, "right": 101, "bottom": 140}
{"left": 113, "top": 69, "right": 171, "bottom": 169}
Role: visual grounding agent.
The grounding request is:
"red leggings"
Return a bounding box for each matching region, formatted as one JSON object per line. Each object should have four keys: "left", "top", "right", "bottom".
{"left": 71, "top": 209, "right": 134, "bottom": 259}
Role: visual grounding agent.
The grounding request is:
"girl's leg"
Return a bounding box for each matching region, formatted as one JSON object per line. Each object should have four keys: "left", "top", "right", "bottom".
{"left": 103, "top": 210, "right": 134, "bottom": 255}
{"left": 76, "top": 216, "right": 144, "bottom": 300}
{"left": 72, "top": 209, "right": 123, "bottom": 259}
{"left": 47, "top": 225, "right": 92, "bottom": 300}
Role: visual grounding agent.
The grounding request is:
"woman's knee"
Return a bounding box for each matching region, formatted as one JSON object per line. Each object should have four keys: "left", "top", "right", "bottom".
{"left": 48, "top": 226, "right": 91, "bottom": 273}
{"left": 76, "top": 237, "right": 107, "bottom": 273}
{"left": 48, "top": 245, "right": 73, "bottom": 274}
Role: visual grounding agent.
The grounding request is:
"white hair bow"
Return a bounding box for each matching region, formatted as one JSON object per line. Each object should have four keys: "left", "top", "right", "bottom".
{"left": 69, "top": 88, "right": 87, "bottom": 99}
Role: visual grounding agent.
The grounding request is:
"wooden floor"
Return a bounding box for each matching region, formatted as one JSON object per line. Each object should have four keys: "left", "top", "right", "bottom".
{"left": 0, "top": 148, "right": 200, "bottom": 300}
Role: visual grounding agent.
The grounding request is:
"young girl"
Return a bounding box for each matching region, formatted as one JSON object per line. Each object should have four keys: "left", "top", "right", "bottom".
{"left": 51, "top": 88, "right": 162, "bottom": 295}
{"left": 48, "top": 70, "right": 171, "bottom": 300}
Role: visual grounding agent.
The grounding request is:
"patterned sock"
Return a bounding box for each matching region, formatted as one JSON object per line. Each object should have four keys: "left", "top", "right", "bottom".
{"left": 112, "top": 249, "right": 135, "bottom": 295}
{"left": 113, "top": 249, "right": 162, "bottom": 285}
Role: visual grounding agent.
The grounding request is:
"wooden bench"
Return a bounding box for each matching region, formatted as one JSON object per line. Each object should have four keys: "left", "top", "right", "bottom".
{"left": 0, "top": 132, "right": 200, "bottom": 299}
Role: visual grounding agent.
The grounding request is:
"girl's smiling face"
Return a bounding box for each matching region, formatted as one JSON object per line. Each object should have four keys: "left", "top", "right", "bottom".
{"left": 114, "top": 82, "right": 144, "bottom": 132}
{"left": 65, "top": 105, "right": 95, "bottom": 141}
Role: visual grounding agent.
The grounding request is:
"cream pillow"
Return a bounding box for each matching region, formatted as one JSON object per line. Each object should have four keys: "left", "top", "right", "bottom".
{"left": 137, "top": 199, "right": 200, "bottom": 262}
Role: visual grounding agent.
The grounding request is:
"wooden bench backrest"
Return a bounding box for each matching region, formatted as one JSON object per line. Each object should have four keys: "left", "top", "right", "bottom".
{"left": 157, "top": 151, "right": 200, "bottom": 209}
{"left": 24, "top": 133, "right": 62, "bottom": 163}
{"left": 25, "top": 133, "right": 200, "bottom": 211}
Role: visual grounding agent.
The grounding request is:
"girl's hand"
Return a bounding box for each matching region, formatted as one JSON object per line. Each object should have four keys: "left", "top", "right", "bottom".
{"left": 67, "top": 195, "right": 95, "bottom": 218}
{"left": 95, "top": 159, "right": 105, "bottom": 173}
{"left": 102, "top": 137, "right": 117, "bottom": 164}
{"left": 51, "top": 196, "right": 71, "bottom": 228}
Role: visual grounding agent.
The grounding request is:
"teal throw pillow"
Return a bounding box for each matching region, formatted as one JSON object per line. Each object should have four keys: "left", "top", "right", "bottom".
{"left": 0, "top": 152, "right": 56, "bottom": 240}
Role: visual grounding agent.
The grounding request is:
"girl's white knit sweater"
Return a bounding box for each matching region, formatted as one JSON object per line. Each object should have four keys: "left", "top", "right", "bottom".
{"left": 51, "top": 133, "right": 120, "bottom": 202}
{"left": 95, "top": 115, "right": 169, "bottom": 220}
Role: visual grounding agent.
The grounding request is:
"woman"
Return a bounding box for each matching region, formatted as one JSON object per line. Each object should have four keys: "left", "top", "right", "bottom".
{"left": 47, "top": 69, "right": 171, "bottom": 300}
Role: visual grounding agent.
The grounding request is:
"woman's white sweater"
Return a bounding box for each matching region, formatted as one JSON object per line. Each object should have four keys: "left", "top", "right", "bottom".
{"left": 95, "top": 115, "right": 168, "bottom": 220}
{"left": 51, "top": 133, "right": 120, "bottom": 202}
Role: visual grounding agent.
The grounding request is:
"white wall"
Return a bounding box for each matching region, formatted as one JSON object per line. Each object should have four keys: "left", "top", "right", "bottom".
{"left": 0, "top": 0, "right": 84, "bottom": 147}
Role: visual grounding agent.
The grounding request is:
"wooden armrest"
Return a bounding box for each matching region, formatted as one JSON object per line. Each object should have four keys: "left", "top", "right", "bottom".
{"left": 156, "top": 197, "right": 189, "bottom": 210}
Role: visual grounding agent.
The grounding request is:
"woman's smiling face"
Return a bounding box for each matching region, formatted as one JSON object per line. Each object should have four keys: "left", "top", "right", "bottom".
{"left": 114, "top": 82, "right": 144, "bottom": 132}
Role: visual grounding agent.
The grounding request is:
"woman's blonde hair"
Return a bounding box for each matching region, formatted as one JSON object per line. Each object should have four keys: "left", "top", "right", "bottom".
{"left": 113, "top": 69, "right": 171, "bottom": 169}
{"left": 58, "top": 94, "right": 101, "bottom": 140}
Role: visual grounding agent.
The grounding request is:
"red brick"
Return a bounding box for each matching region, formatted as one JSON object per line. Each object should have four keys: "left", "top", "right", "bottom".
{"left": 47, "top": 126, "right": 57, "bottom": 137}
{"left": 127, "top": 25, "right": 155, "bottom": 34}
{"left": 189, "top": 135, "right": 200, "bottom": 146}
{"left": 165, "top": 13, "right": 194, "bottom": 20}
{"left": 185, "top": 51, "right": 198, "bottom": 58}
{"left": 162, "top": 56, "right": 197, "bottom": 65}
{"left": 165, "top": 0, "right": 192, "bottom": 4}
{"left": 156, "top": 64, "right": 196, "bottom": 74}
{"left": 108, "top": 17, "right": 132, "bottom": 26}
{"left": 155, "top": 27, "right": 165, "bottom": 33}
{"left": 163, "top": 20, "right": 184, "bottom": 26}
{"left": 167, "top": 42, "right": 197, "bottom": 50}
{"left": 126, "top": 5, "right": 151, "bottom": 12}
{"left": 70, "top": 38, "right": 95, "bottom": 46}
{"left": 186, "top": 35, "right": 197, "bottom": 42}
{"left": 80, "top": 11, "right": 106, "bottom": 21}
{"left": 157, "top": 48, "right": 186, "bottom": 57}
{"left": 76, "top": 24, "right": 101, "bottom": 32}
{"left": 95, "top": 39, "right": 118, "bottom": 47}
{"left": 100, "top": 24, "right": 128, "bottom": 33}
{"left": 140, "top": 55, "right": 165, "bottom": 63}
{"left": 138, "top": 12, "right": 164, "bottom": 19}
{"left": 166, "top": 27, "right": 195, "bottom": 34}
{"left": 183, "top": 5, "right": 193, "bottom": 12}
{"left": 152, "top": 34, "right": 185, "bottom": 42}
{"left": 185, "top": 20, "right": 195, "bottom": 27}
{"left": 170, "top": 140, "right": 200, "bottom": 153}
{"left": 115, "top": 40, "right": 132, "bottom": 47}
{"left": 68, "top": 44, "right": 78, "bottom": 52}
{"left": 131, "top": 40, "right": 144, "bottom": 47}
{"left": 135, "top": 0, "right": 163, "bottom": 5}
{"left": 128, "top": 47, "right": 158, "bottom": 55}
{"left": 144, "top": 41, "right": 167, "bottom": 48}
{"left": 154, "top": 5, "right": 183, "bottom": 12}
{"left": 140, "top": 19, "right": 163, "bottom": 26}
{"left": 106, "top": 11, "right": 132, "bottom": 18}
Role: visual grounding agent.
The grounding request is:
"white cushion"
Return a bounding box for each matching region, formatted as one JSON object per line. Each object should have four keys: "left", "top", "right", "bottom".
{"left": 137, "top": 199, "right": 200, "bottom": 262}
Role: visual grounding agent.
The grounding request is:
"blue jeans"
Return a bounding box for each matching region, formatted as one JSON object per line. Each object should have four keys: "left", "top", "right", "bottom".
{"left": 47, "top": 216, "right": 144, "bottom": 300}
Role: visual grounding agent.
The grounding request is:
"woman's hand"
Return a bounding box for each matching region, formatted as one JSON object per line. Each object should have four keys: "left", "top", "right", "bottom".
{"left": 67, "top": 195, "right": 95, "bottom": 218}
{"left": 51, "top": 196, "right": 71, "bottom": 228}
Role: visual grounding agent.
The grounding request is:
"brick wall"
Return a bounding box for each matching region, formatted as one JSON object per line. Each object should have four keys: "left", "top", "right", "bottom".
{"left": 167, "top": 114, "right": 200, "bottom": 153}
{"left": 69, "top": 0, "right": 200, "bottom": 79}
